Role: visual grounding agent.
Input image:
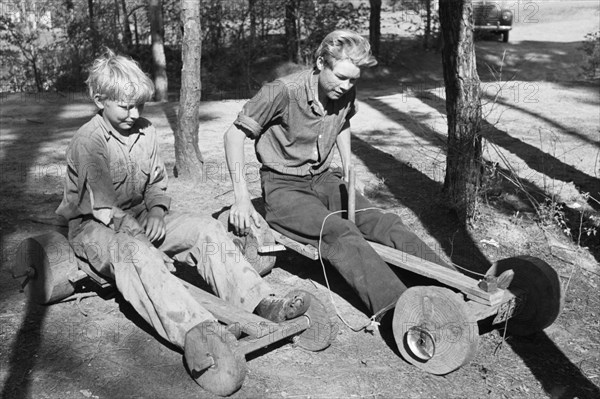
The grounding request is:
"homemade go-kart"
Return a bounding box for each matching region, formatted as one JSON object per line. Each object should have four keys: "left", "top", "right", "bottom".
{"left": 214, "top": 168, "right": 564, "bottom": 376}
{"left": 12, "top": 227, "right": 336, "bottom": 397}
{"left": 13, "top": 168, "right": 563, "bottom": 394}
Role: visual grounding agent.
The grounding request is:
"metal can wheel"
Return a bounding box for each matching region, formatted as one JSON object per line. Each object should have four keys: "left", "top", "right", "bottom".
{"left": 217, "top": 209, "right": 278, "bottom": 276}
{"left": 185, "top": 321, "right": 247, "bottom": 397}
{"left": 392, "top": 286, "right": 479, "bottom": 375}
{"left": 288, "top": 290, "right": 337, "bottom": 352}
{"left": 12, "top": 231, "right": 79, "bottom": 305}
{"left": 491, "top": 256, "right": 563, "bottom": 336}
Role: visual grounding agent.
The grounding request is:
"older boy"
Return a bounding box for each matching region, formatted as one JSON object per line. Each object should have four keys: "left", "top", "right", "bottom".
{"left": 224, "top": 30, "right": 453, "bottom": 317}
{"left": 56, "top": 50, "right": 308, "bottom": 352}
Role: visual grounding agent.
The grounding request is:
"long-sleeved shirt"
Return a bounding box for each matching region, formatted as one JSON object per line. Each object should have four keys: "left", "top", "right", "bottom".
{"left": 56, "top": 112, "right": 171, "bottom": 225}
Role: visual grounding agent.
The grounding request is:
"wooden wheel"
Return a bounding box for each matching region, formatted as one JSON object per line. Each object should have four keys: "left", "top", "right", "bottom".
{"left": 393, "top": 286, "right": 479, "bottom": 375}
{"left": 13, "top": 232, "right": 78, "bottom": 305}
{"left": 217, "top": 209, "right": 277, "bottom": 276}
{"left": 290, "top": 290, "right": 336, "bottom": 352}
{"left": 185, "top": 321, "right": 247, "bottom": 397}
{"left": 493, "top": 256, "right": 563, "bottom": 336}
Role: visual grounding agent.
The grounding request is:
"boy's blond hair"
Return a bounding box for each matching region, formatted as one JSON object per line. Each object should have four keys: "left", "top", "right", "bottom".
{"left": 86, "top": 49, "right": 155, "bottom": 104}
{"left": 315, "top": 30, "right": 377, "bottom": 69}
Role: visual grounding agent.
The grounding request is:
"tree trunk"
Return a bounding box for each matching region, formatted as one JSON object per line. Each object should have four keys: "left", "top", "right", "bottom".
{"left": 249, "top": 0, "right": 256, "bottom": 45}
{"left": 424, "top": 0, "right": 432, "bottom": 49}
{"left": 439, "top": 0, "right": 483, "bottom": 222}
{"left": 284, "top": 0, "right": 299, "bottom": 63}
{"left": 133, "top": 11, "right": 140, "bottom": 49}
{"left": 149, "top": 0, "right": 168, "bottom": 102}
{"left": 369, "top": 0, "right": 381, "bottom": 58}
{"left": 120, "top": 0, "right": 133, "bottom": 48}
{"left": 174, "top": 0, "right": 204, "bottom": 178}
{"left": 88, "top": 0, "right": 98, "bottom": 49}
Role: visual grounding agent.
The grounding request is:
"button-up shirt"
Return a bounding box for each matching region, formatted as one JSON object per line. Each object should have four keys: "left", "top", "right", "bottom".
{"left": 234, "top": 69, "right": 357, "bottom": 176}
{"left": 56, "top": 113, "right": 171, "bottom": 222}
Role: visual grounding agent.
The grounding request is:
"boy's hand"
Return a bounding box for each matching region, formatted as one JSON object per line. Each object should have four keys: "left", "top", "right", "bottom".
{"left": 230, "top": 197, "right": 261, "bottom": 236}
{"left": 141, "top": 206, "right": 166, "bottom": 243}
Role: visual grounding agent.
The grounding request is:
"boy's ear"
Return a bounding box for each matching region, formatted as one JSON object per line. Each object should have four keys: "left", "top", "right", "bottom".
{"left": 92, "top": 94, "right": 105, "bottom": 109}
{"left": 316, "top": 56, "right": 325, "bottom": 72}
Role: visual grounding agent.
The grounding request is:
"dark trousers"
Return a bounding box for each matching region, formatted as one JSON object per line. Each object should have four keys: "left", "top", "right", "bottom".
{"left": 261, "top": 168, "right": 451, "bottom": 314}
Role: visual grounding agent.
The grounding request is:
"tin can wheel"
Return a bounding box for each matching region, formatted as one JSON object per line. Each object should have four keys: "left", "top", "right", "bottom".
{"left": 392, "top": 286, "right": 479, "bottom": 375}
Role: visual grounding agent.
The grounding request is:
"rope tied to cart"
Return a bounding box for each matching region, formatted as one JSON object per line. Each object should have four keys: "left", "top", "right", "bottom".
{"left": 318, "top": 207, "right": 400, "bottom": 332}
{"left": 317, "top": 206, "right": 490, "bottom": 333}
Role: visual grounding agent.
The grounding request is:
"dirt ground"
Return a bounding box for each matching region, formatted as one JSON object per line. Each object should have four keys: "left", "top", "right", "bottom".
{"left": 1, "top": 3, "right": 599, "bottom": 399}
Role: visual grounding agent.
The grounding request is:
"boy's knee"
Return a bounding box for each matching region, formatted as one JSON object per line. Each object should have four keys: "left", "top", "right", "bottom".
{"left": 324, "top": 218, "right": 361, "bottom": 241}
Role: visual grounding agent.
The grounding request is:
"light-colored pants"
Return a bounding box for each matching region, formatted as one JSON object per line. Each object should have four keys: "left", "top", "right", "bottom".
{"left": 69, "top": 211, "right": 273, "bottom": 348}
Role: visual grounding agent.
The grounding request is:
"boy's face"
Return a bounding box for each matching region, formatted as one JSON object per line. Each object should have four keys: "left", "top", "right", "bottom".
{"left": 316, "top": 56, "right": 361, "bottom": 101}
{"left": 94, "top": 97, "right": 144, "bottom": 135}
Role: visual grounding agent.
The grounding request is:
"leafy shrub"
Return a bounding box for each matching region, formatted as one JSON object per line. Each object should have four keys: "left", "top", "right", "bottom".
{"left": 580, "top": 31, "right": 600, "bottom": 79}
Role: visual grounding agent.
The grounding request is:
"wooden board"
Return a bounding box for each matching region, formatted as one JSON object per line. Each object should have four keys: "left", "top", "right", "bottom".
{"left": 179, "top": 279, "right": 280, "bottom": 338}
{"left": 369, "top": 242, "right": 505, "bottom": 307}
{"left": 270, "top": 228, "right": 505, "bottom": 307}
{"left": 270, "top": 229, "right": 319, "bottom": 260}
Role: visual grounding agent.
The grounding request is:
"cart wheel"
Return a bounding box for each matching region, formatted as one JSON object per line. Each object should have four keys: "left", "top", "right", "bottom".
{"left": 217, "top": 209, "right": 277, "bottom": 276}
{"left": 12, "top": 232, "right": 78, "bottom": 305}
{"left": 289, "top": 290, "right": 336, "bottom": 351}
{"left": 493, "top": 256, "right": 563, "bottom": 336}
{"left": 185, "top": 321, "right": 247, "bottom": 397}
{"left": 393, "top": 286, "right": 479, "bottom": 375}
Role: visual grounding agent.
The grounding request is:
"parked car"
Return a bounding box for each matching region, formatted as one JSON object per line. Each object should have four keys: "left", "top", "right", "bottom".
{"left": 473, "top": 1, "right": 514, "bottom": 42}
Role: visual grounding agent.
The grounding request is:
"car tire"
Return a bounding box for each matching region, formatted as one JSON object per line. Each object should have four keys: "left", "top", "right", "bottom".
{"left": 502, "top": 31, "right": 509, "bottom": 43}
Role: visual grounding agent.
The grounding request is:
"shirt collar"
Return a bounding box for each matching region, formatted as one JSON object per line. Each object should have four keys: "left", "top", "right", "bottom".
{"left": 95, "top": 112, "right": 145, "bottom": 145}
{"left": 307, "top": 70, "right": 323, "bottom": 116}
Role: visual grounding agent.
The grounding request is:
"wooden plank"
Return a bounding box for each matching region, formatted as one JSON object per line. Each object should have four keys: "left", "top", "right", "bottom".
{"left": 270, "top": 229, "right": 319, "bottom": 260}
{"left": 179, "top": 280, "right": 279, "bottom": 338}
{"left": 237, "top": 317, "right": 310, "bottom": 356}
{"left": 268, "top": 228, "right": 505, "bottom": 307}
{"left": 369, "top": 242, "right": 505, "bottom": 306}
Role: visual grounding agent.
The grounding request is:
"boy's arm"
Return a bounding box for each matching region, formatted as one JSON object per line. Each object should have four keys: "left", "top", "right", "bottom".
{"left": 144, "top": 126, "right": 171, "bottom": 213}
{"left": 224, "top": 124, "right": 261, "bottom": 236}
{"left": 223, "top": 79, "right": 288, "bottom": 235}
{"left": 142, "top": 126, "right": 171, "bottom": 242}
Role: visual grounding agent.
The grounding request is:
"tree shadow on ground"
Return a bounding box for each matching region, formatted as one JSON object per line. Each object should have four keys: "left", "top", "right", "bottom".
{"left": 0, "top": 94, "right": 93, "bottom": 398}
{"left": 0, "top": 298, "right": 48, "bottom": 399}
{"left": 357, "top": 99, "right": 490, "bottom": 274}
{"left": 416, "top": 92, "right": 600, "bottom": 212}
{"left": 363, "top": 36, "right": 596, "bottom": 101}
{"left": 506, "top": 332, "right": 600, "bottom": 398}
{"left": 414, "top": 92, "right": 600, "bottom": 263}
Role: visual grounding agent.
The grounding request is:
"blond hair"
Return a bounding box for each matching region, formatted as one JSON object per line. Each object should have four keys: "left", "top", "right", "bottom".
{"left": 315, "top": 30, "right": 377, "bottom": 68}
{"left": 86, "top": 49, "right": 154, "bottom": 103}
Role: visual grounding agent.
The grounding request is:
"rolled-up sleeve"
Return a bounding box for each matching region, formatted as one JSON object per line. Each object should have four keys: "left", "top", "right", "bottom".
{"left": 234, "top": 80, "right": 289, "bottom": 139}
{"left": 144, "top": 127, "right": 171, "bottom": 211}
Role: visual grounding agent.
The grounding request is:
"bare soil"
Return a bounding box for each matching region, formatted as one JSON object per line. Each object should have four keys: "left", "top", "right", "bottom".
{"left": 1, "top": 3, "right": 599, "bottom": 399}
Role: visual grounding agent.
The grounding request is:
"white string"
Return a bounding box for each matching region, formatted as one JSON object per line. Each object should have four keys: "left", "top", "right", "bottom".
{"left": 317, "top": 207, "right": 394, "bottom": 332}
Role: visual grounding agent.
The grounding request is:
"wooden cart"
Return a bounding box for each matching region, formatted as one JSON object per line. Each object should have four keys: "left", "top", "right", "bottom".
{"left": 12, "top": 231, "right": 336, "bottom": 397}
{"left": 269, "top": 227, "right": 563, "bottom": 375}
{"left": 215, "top": 167, "right": 563, "bottom": 376}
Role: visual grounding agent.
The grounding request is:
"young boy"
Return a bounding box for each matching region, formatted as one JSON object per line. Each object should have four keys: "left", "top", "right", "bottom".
{"left": 56, "top": 50, "right": 309, "bottom": 354}
{"left": 224, "top": 30, "right": 454, "bottom": 318}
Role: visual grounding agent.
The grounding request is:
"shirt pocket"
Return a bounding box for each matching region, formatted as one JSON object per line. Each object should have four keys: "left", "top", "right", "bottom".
{"left": 110, "top": 160, "right": 128, "bottom": 190}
